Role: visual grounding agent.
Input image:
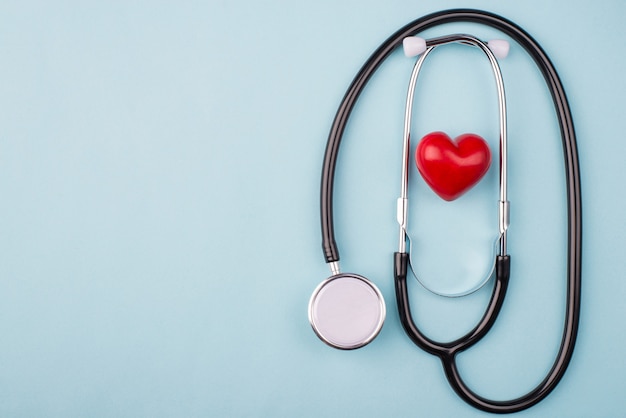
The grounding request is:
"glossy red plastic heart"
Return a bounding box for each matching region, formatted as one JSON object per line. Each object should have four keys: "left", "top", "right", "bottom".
{"left": 415, "top": 132, "right": 491, "bottom": 201}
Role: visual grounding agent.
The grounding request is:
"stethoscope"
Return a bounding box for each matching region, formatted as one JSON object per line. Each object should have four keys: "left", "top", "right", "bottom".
{"left": 308, "top": 9, "right": 582, "bottom": 414}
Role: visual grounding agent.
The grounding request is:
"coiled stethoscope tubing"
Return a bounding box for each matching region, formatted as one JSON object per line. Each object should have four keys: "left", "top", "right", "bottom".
{"left": 318, "top": 9, "right": 581, "bottom": 414}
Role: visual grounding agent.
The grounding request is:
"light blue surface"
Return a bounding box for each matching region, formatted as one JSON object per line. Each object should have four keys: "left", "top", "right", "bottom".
{"left": 0, "top": 0, "right": 624, "bottom": 416}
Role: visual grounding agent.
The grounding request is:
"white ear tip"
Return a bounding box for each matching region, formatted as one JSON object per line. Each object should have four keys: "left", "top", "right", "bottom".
{"left": 403, "top": 37, "right": 426, "bottom": 57}
{"left": 488, "top": 39, "right": 510, "bottom": 59}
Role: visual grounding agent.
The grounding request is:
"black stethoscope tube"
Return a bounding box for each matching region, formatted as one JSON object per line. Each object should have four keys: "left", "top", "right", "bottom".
{"left": 320, "top": 9, "right": 581, "bottom": 414}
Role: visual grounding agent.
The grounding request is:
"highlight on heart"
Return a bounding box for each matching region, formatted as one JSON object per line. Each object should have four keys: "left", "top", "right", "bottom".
{"left": 415, "top": 131, "right": 492, "bottom": 201}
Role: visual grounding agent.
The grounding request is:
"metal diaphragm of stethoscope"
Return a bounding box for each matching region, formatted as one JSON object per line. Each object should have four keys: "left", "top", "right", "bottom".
{"left": 308, "top": 9, "right": 582, "bottom": 415}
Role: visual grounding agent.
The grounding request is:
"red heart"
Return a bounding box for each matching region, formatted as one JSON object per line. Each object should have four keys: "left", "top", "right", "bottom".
{"left": 415, "top": 132, "right": 492, "bottom": 201}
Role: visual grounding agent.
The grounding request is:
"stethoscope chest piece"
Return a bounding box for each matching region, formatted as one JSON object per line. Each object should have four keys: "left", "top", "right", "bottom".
{"left": 308, "top": 274, "right": 385, "bottom": 350}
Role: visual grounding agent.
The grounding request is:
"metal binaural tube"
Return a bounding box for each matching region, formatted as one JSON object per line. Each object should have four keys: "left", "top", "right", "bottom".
{"left": 397, "top": 34, "right": 509, "bottom": 257}
{"left": 398, "top": 47, "right": 433, "bottom": 253}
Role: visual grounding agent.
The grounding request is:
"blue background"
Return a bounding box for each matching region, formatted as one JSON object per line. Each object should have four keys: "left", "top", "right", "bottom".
{"left": 0, "top": 0, "right": 624, "bottom": 417}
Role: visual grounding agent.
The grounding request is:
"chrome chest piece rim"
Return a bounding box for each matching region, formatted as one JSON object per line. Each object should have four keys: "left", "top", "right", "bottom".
{"left": 308, "top": 273, "right": 385, "bottom": 350}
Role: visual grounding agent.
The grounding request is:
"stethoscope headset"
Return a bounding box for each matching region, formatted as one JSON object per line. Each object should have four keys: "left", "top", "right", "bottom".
{"left": 308, "top": 9, "right": 581, "bottom": 414}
